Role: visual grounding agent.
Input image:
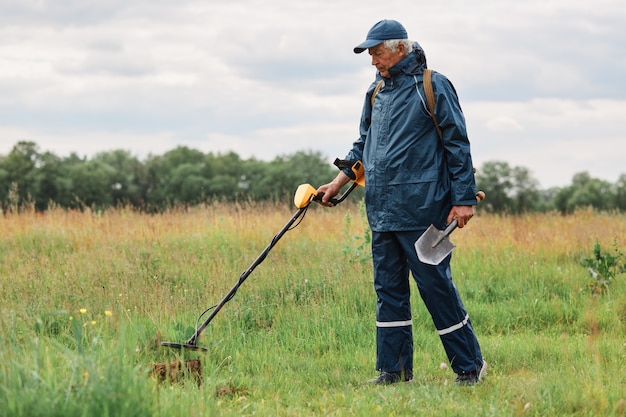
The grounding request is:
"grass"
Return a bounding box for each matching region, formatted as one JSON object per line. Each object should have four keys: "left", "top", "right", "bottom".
{"left": 1, "top": 203, "right": 625, "bottom": 416}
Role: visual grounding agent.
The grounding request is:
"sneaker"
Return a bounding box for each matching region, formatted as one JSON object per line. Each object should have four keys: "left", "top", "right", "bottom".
{"left": 367, "top": 370, "right": 414, "bottom": 385}
{"left": 454, "top": 360, "right": 488, "bottom": 385}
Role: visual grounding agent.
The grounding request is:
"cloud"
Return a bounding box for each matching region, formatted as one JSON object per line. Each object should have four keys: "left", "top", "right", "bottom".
{"left": 0, "top": 0, "right": 625, "bottom": 189}
{"left": 465, "top": 98, "right": 626, "bottom": 187}
{"left": 485, "top": 116, "right": 523, "bottom": 133}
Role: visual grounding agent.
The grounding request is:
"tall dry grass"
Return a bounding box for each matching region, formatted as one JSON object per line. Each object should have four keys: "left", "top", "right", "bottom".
{"left": 1, "top": 203, "right": 625, "bottom": 416}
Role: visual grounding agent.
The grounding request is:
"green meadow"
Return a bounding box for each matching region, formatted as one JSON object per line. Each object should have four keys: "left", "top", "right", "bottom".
{"left": 1, "top": 203, "right": 625, "bottom": 416}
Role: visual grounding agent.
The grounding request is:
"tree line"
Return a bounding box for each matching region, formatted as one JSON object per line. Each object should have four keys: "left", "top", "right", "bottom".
{"left": 1, "top": 141, "right": 625, "bottom": 213}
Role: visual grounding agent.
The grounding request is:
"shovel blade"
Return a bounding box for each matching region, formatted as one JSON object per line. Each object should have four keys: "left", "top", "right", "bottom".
{"left": 414, "top": 224, "right": 456, "bottom": 265}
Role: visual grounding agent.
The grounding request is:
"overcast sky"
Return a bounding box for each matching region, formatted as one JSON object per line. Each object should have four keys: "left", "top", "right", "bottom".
{"left": 1, "top": 0, "right": 624, "bottom": 188}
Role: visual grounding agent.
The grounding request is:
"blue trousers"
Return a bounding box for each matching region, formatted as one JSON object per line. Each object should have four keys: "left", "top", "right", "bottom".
{"left": 372, "top": 230, "right": 483, "bottom": 375}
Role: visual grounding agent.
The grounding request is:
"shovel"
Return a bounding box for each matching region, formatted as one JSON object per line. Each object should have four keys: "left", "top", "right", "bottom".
{"left": 414, "top": 191, "right": 485, "bottom": 265}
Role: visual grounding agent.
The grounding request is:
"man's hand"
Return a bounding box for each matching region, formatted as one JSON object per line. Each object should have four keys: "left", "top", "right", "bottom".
{"left": 316, "top": 171, "right": 352, "bottom": 207}
{"left": 447, "top": 205, "right": 474, "bottom": 228}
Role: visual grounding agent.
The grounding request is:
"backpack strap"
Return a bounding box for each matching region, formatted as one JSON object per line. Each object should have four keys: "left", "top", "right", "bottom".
{"left": 423, "top": 69, "right": 443, "bottom": 144}
{"left": 370, "top": 80, "right": 384, "bottom": 107}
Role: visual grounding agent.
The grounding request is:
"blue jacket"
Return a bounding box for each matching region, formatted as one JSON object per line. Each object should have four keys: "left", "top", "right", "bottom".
{"left": 345, "top": 43, "right": 476, "bottom": 232}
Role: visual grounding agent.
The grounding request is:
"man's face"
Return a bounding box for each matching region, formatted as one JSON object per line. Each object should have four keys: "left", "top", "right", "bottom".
{"left": 368, "top": 43, "right": 405, "bottom": 78}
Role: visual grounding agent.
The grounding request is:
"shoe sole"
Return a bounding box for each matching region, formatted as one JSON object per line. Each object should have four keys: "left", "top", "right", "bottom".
{"left": 478, "top": 360, "right": 488, "bottom": 382}
{"left": 366, "top": 373, "right": 414, "bottom": 385}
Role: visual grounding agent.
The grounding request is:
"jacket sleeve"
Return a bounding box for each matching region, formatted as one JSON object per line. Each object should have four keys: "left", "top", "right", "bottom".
{"left": 432, "top": 72, "right": 477, "bottom": 206}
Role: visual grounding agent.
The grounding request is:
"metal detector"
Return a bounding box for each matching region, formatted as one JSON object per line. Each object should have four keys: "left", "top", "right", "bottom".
{"left": 161, "top": 159, "right": 363, "bottom": 352}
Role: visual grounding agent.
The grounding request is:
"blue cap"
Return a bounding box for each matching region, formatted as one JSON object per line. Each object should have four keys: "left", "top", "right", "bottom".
{"left": 353, "top": 20, "right": 408, "bottom": 54}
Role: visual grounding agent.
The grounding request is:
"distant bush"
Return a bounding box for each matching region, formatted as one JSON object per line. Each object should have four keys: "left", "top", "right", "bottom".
{"left": 581, "top": 241, "right": 625, "bottom": 295}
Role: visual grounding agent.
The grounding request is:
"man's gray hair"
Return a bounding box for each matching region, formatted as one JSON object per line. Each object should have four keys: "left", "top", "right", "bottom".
{"left": 383, "top": 39, "right": 413, "bottom": 54}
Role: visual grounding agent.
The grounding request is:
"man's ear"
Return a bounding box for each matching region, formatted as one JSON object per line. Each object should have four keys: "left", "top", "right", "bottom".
{"left": 397, "top": 42, "right": 406, "bottom": 56}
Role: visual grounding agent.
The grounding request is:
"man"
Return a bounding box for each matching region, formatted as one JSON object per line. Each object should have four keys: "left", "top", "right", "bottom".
{"left": 317, "top": 20, "right": 486, "bottom": 385}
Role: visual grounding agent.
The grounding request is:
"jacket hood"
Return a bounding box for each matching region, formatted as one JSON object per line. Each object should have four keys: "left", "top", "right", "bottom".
{"left": 412, "top": 42, "right": 427, "bottom": 71}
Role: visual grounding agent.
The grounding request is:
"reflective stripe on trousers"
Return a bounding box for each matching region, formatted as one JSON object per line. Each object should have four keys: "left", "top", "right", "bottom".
{"left": 376, "top": 320, "right": 413, "bottom": 328}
